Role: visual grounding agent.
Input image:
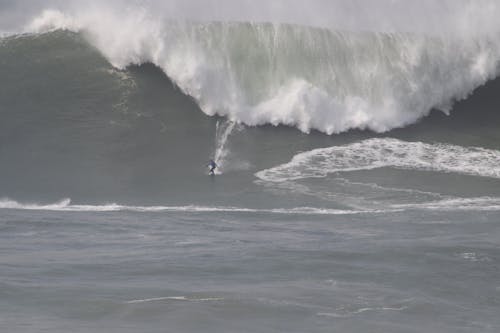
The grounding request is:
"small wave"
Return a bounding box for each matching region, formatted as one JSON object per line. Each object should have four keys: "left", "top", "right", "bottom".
{"left": 394, "top": 197, "right": 500, "bottom": 212}
{"left": 318, "top": 305, "right": 408, "bottom": 318}
{"left": 256, "top": 138, "right": 500, "bottom": 182}
{"left": 0, "top": 198, "right": 386, "bottom": 215}
{"left": 126, "top": 296, "right": 223, "bottom": 304}
{"left": 2, "top": 196, "right": 499, "bottom": 214}
{"left": 457, "top": 252, "right": 492, "bottom": 262}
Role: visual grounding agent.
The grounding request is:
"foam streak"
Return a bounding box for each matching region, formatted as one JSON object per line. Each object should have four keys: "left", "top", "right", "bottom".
{"left": 256, "top": 138, "right": 500, "bottom": 182}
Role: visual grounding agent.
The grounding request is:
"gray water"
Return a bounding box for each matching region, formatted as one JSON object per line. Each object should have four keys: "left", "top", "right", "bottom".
{"left": 1, "top": 208, "right": 499, "bottom": 333}
{"left": 1, "top": 24, "right": 500, "bottom": 333}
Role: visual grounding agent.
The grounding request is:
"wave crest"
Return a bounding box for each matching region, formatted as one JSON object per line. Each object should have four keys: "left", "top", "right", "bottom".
{"left": 22, "top": 7, "right": 500, "bottom": 134}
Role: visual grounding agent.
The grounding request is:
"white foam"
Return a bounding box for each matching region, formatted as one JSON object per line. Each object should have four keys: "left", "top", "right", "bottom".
{"left": 126, "top": 296, "right": 187, "bottom": 304}
{"left": 318, "top": 305, "right": 408, "bottom": 318}
{"left": 256, "top": 138, "right": 500, "bottom": 182}
{"left": 0, "top": 198, "right": 74, "bottom": 211}
{"left": 19, "top": 3, "right": 500, "bottom": 134}
{"left": 0, "top": 198, "right": 384, "bottom": 215}
{"left": 5, "top": 196, "right": 498, "bottom": 214}
{"left": 126, "top": 296, "right": 223, "bottom": 304}
{"left": 458, "top": 252, "right": 492, "bottom": 262}
{"left": 394, "top": 197, "right": 500, "bottom": 212}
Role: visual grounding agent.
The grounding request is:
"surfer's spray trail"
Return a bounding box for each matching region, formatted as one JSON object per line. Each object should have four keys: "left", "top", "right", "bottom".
{"left": 213, "top": 120, "right": 236, "bottom": 173}
{"left": 12, "top": 0, "right": 500, "bottom": 135}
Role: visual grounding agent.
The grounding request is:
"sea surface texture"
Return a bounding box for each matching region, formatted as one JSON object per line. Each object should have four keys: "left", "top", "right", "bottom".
{"left": 1, "top": 1, "right": 499, "bottom": 332}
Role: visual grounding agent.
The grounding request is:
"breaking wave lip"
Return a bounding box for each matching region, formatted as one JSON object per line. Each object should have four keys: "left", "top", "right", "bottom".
{"left": 256, "top": 138, "right": 500, "bottom": 182}
{"left": 18, "top": 6, "right": 500, "bottom": 134}
{"left": 0, "top": 198, "right": 390, "bottom": 215}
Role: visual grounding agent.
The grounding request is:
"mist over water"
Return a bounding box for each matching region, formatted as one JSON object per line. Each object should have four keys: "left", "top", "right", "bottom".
{"left": 213, "top": 120, "right": 236, "bottom": 173}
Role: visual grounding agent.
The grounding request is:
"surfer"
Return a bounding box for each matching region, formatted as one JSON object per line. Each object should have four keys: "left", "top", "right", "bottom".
{"left": 208, "top": 159, "right": 218, "bottom": 175}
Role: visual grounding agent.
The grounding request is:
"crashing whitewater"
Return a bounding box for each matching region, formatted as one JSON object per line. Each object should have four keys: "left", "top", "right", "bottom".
{"left": 17, "top": 3, "right": 500, "bottom": 135}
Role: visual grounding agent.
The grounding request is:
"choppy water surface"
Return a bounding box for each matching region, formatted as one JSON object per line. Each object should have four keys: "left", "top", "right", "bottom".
{"left": 1, "top": 208, "right": 499, "bottom": 333}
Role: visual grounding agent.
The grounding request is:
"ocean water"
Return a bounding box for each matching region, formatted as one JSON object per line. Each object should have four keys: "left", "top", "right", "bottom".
{"left": 1, "top": 1, "right": 500, "bottom": 332}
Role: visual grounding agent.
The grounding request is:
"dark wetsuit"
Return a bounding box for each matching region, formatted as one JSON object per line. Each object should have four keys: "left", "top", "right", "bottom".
{"left": 208, "top": 160, "right": 217, "bottom": 175}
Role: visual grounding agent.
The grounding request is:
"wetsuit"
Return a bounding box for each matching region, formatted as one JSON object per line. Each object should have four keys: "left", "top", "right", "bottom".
{"left": 208, "top": 160, "right": 217, "bottom": 175}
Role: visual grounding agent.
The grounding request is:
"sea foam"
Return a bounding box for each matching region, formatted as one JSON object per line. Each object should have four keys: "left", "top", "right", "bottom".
{"left": 256, "top": 138, "right": 500, "bottom": 182}
{"left": 0, "top": 198, "right": 376, "bottom": 215}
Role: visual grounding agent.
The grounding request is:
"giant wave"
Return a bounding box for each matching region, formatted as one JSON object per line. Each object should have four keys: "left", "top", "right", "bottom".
{"left": 14, "top": 2, "right": 500, "bottom": 134}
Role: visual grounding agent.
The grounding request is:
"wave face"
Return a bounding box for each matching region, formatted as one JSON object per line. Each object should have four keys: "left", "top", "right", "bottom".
{"left": 15, "top": 2, "right": 500, "bottom": 134}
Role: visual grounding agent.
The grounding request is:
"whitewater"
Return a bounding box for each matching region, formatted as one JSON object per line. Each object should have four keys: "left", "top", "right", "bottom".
{"left": 8, "top": 0, "right": 500, "bottom": 134}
